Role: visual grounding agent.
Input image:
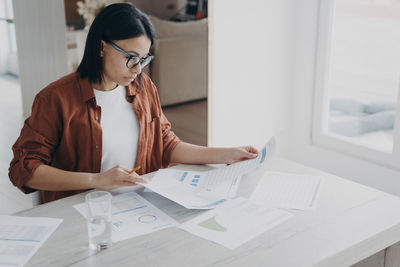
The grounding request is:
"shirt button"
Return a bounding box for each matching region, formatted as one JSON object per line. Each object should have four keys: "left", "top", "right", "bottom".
{"left": 95, "top": 145, "right": 99, "bottom": 149}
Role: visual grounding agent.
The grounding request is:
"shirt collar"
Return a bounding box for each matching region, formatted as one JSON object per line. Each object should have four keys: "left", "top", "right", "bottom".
{"left": 78, "top": 74, "right": 142, "bottom": 103}
{"left": 78, "top": 75, "right": 95, "bottom": 103}
{"left": 126, "top": 80, "right": 142, "bottom": 96}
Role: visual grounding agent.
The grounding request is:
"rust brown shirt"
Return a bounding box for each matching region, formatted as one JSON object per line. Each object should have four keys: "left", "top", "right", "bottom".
{"left": 9, "top": 72, "right": 180, "bottom": 203}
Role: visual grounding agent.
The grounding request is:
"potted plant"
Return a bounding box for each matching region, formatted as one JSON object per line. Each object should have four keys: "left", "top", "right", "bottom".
{"left": 0, "top": 18, "right": 14, "bottom": 23}
{"left": 76, "top": 0, "right": 106, "bottom": 30}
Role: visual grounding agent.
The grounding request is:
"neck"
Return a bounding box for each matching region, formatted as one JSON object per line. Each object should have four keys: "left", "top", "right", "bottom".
{"left": 92, "top": 80, "right": 118, "bottom": 91}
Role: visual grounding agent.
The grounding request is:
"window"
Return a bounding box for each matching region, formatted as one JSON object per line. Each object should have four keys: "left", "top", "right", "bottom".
{"left": 312, "top": 0, "right": 400, "bottom": 169}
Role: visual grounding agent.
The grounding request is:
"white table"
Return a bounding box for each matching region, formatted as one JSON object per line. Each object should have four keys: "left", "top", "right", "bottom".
{"left": 16, "top": 158, "right": 400, "bottom": 267}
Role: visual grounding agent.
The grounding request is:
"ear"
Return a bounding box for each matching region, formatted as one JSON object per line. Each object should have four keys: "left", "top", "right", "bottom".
{"left": 100, "top": 41, "right": 105, "bottom": 57}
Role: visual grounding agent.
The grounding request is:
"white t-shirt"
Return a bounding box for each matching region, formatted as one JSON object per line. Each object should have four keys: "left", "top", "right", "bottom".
{"left": 94, "top": 85, "right": 140, "bottom": 172}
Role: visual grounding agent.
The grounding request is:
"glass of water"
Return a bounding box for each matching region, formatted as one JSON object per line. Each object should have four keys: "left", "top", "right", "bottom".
{"left": 85, "top": 191, "right": 112, "bottom": 250}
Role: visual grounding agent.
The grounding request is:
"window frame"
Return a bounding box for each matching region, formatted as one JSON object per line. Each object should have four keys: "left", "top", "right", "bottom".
{"left": 311, "top": 0, "right": 400, "bottom": 171}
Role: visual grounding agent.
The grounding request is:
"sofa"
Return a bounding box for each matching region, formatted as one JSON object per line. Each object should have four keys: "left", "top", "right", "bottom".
{"left": 148, "top": 15, "right": 208, "bottom": 106}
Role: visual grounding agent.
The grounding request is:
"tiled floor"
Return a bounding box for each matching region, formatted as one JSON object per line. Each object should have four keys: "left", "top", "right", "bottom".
{"left": 0, "top": 74, "right": 207, "bottom": 214}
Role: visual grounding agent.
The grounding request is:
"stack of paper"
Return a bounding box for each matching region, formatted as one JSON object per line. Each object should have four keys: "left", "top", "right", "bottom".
{"left": 178, "top": 170, "right": 323, "bottom": 249}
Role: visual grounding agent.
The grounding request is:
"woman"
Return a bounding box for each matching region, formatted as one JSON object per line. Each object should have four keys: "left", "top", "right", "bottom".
{"left": 8, "top": 3, "right": 258, "bottom": 203}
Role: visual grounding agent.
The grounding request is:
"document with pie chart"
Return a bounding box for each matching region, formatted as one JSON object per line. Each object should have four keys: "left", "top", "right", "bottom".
{"left": 178, "top": 197, "right": 293, "bottom": 249}
{"left": 73, "top": 191, "right": 177, "bottom": 242}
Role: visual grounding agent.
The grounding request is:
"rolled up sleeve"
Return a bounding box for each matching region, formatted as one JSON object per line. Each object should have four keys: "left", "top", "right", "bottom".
{"left": 8, "top": 94, "right": 60, "bottom": 193}
{"left": 146, "top": 77, "right": 181, "bottom": 167}
{"left": 160, "top": 112, "right": 180, "bottom": 167}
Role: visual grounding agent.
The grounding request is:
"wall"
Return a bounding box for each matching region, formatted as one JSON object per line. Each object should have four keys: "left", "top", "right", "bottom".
{"left": 210, "top": 0, "right": 400, "bottom": 196}
{"left": 288, "top": 0, "right": 400, "bottom": 196}
{"left": 13, "top": 0, "right": 68, "bottom": 118}
{"left": 209, "top": 0, "right": 294, "bottom": 153}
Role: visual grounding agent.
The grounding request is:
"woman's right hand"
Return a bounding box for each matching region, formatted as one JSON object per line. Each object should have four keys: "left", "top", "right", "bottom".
{"left": 93, "top": 165, "right": 147, "bottom": 190}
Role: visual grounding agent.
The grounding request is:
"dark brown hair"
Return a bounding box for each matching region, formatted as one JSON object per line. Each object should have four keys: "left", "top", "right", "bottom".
{"left": 77, "top": 3, "right": 155, "bottom": 85}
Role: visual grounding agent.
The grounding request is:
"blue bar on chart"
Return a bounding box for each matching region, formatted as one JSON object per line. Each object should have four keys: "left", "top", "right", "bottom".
{"left": 180, "top": 172, "right": 188, "bottom": 182}
{"left": 260, "top": 147, "right": 267, "bottom": 163}
{"left": 190, "top": 174, "right": 201, "bottom": 187}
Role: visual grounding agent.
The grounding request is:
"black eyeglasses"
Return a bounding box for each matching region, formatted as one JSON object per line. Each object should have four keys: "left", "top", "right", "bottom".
{"left": 107, "top": 41, "right": 153, "bottom": 69}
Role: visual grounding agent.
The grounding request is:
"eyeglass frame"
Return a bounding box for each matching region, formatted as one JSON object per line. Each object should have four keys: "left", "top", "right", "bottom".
{"left": 106, "top": 41, "right": 154, "bottom": 69}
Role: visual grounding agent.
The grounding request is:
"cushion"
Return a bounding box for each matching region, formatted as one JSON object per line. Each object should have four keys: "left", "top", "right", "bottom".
{"left": 149, "top": 15, "right": 208, "bottom": 38}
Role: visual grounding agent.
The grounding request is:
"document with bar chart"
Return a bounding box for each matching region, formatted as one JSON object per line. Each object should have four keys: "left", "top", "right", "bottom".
{"left": 139, "top": 137, "right": 277, "bottom": 209}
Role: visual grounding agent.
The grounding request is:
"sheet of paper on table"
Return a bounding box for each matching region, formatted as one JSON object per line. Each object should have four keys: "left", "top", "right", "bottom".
{"left": 73, "top": 191, "right": 177, "bottom": 242}
{"left": 178, "top": 197, "right": 293, "bottom": 249}
{"left": 0, "top": 215, "right": 63, "bottom": 267}
{"left": 250, "top": 171, "right": 323, "bottom": 210}
{"left": 139, "top": 137, "right": 277, "bottom": 209}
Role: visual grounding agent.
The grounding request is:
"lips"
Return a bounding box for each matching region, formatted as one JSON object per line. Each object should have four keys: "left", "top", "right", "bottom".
{"left": 124, "top": 76, "right": 136, "bottom": 82}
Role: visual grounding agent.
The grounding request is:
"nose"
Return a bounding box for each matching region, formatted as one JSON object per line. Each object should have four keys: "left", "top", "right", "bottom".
{"left": 130, "top": 63, "right": 142, "bottom": 74}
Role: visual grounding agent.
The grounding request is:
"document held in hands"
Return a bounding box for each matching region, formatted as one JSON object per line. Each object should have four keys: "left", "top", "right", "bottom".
{"left": 140, "top": 137, "right": 277, "bottom": 209}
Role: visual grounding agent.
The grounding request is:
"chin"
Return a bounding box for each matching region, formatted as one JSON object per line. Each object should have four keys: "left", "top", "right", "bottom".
{"left": 119, "top": 80, "right": 132, "bottom": 86}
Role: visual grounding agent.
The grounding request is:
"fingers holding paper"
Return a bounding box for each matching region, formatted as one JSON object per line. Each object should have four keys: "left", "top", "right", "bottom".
{"left": 226, "top": 146, "right": 259, "bottom": 164}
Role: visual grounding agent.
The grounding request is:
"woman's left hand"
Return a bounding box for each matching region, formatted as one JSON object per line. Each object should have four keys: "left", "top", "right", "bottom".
{"left": 224, "top": 146, "right": 259, "bottom": 164}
